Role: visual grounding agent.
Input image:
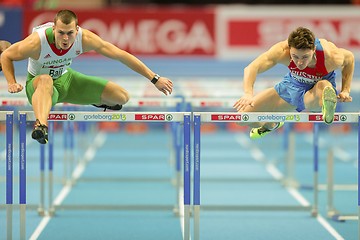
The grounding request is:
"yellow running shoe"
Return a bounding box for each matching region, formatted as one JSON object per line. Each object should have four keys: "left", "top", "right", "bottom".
{"left": 249, "top": 122, "right": 284, "bottom": 139}
{"left": 322, "top": 86, "right": 337, "bottom": 125}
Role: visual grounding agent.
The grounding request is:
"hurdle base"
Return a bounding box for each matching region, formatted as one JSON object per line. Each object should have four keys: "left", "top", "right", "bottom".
{"left": 53, "top": 204, "right": 175, "bottom": 211}
{"left": 328, "top": 211, "right": 358, "bottom": 222}
{"left": 37, "top": 207, "right": 46, "bottom": 216}
{"left": 173, "top": 205, "right": 180, "bottom": 216}
{"left": 311, "top": 208, "right": 318, "bottom": 217}
{"left": 200, "top": 205, "right": 312, "bottom": 211}
{"left": 48, "top": 207, "right": 56, "bottom": 216}
{"left": 0, "top": 204, "right": 38, "bottom": 210}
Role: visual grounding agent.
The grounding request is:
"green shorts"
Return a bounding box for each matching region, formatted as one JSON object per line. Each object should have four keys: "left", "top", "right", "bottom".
{"left": 26, "top": 68, "right": 108, "bottom": 106}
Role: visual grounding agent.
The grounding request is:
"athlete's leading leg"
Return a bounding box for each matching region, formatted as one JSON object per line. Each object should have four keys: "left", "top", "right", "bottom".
{"left": 304, "top": 80, "right": 337, "bottom": 124}
{"left": 32, "top": 75, "right": 53, "bottom": 125}
{"left": 96, "top": 81, "right": 130, "bottom": 110}
{"left": 238, "top": 87, "right": 296, "bottom": 139}
{"left": 31, "top": 74, "right": 54, "bottom": 144}
{"left": 239, "top": 87, "right": 296, "bottom": 128}
{"left": 59, "top": 69, "right": 129, "bottom": 111}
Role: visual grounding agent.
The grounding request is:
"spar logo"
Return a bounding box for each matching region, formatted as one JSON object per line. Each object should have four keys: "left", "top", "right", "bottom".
{"left": 48, "top": 114, "right": 68, "bottom": 120}
{"left": 211, "top": 114, "right": 242, "bottom": 121}
{"left": 135, "top": 114, "right": 173, "bottom": 121}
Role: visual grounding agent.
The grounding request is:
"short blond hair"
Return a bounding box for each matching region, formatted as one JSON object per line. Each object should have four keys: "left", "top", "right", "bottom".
{"left": 54, "top": 10, "right": 78, "bottom": 26}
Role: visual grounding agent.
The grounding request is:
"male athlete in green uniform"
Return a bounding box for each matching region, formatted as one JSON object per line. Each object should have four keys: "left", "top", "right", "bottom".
{"left": 1, "top": 10, "right": 173, "bottom": 144}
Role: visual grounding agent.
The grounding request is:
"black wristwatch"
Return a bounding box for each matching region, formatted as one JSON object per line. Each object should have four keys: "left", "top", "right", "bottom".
{"left": 151, "top": 74, "right": 160, "bottom": 84}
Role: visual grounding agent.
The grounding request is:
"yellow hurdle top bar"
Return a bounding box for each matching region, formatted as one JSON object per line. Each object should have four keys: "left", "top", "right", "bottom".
{"left": 19, "top": 111, "right": 189, "bottom": 122}
{"left": 194, "top": 112, "right": 360, "bottom": 123}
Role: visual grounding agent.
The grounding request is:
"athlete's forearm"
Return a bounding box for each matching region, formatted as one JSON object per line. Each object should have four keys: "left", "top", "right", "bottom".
{"left": 341, "top": 74, "right": 352, "bottom": 94}
{"left": 95, "top": 41, "right": 155, "bottom": 80}
{"left": 243, "top": 66, "right": 257, "bottom": 95}
{"left": 1, "top": 53, "right": 17, "bottom": 85}
{"left": 0, "top": 40, "right": 11, "bottom": 53}
{"left": 341, "top": 52, "right": 355, "bottom": 93}
{"left": 120, "top": 52, "right": 154, "bottom": 80}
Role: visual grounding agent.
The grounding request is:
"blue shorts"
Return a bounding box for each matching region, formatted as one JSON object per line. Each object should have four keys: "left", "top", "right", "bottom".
{"left": 274, "top": 72, "right": 337, "bottom": 112}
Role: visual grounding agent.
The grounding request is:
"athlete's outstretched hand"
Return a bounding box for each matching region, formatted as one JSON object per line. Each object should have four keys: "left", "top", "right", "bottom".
{"left": 233, "top": 93, "right": 254, "bottom": 112}
{"left": 8, "top": 83, "right": 23, "bottom": 93}
{"left": 154, "top": 77, "right": 173, "bottom": 96}
{"left": 337, "top": 91, "right": 352, "bottom": 102}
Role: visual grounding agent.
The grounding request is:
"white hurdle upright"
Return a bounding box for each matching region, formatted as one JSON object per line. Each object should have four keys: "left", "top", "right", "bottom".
{"left": 17, "top": 110, "right": 191, "bottom": 240}
{"left": 192, "top": 111, "right": 360, "bottom": 240}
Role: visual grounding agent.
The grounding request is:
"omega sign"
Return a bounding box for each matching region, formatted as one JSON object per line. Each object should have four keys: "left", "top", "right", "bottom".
{"left": 26, "top": 10, "right": 215, "bottom": 56}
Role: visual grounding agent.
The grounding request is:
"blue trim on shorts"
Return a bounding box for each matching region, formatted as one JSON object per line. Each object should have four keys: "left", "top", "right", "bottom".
{"left": 274, "top": 71, "right": 336, "bottom": 112}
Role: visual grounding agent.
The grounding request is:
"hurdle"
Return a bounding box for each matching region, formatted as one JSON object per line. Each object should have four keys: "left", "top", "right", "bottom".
{"left": 192, "top": 112, "right": 359, "bottom": 240}
{"left": 15, "top": 110, "right": 190, "bottom": 240}
{"left": 116, "top": 97, "right": 185, "bottom": 216}
{"left": 187, "top": 97, "right": 302, "bottom": 186}
{"left": 37, "top": 97, "right": 185, "bottom": 216}
{"left": 0, "top": 97, "right": 186, "bottom": 216}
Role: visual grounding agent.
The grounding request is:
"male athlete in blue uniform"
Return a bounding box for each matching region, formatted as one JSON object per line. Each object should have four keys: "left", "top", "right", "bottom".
{"left": 233, "top": 27, "right": 354, "bottom": 139}
{"left": 1, "top": 10, "right": 173, "bottom": 144}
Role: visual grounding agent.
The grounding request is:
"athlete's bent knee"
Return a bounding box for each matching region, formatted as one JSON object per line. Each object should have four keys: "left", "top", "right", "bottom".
{"left": 316, "top": 80, "right": 333, "bottom": 90}
{"left": 34, "top": 75, "right": 53, "bottom": 92}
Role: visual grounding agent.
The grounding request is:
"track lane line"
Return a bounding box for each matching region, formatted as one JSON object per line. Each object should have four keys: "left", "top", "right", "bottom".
{"left": 29, "top": 132, "right": 106, "bottom": 240}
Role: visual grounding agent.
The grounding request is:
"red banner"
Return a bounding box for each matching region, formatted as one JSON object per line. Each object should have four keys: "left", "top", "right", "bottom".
{"left": 227, "top": 19, "right": 360, "bottom": 48}
{"left": 216, "top": 6, "right": 360, "bottom": 59}
{"left": 23, "top": 7, "right": 360, "bottom": 59}
{"left": 23, "top": 8, "right": 216, "bottom": 56}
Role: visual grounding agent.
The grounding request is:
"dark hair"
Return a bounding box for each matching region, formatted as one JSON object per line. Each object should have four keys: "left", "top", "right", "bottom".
{"left": 54, "top": 10, "right": 78, "bottom": 26}
{"left": 288, "top": 27, "right": 315, "bottom": 50}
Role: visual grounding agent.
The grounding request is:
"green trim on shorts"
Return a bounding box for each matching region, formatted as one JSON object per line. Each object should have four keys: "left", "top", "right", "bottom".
{"left": 26, "top": 68, "right": 108, "bottom": 106}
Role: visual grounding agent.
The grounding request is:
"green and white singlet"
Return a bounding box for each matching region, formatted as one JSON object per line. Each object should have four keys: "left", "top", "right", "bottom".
{"left": 26, "top": 22, "right": 108, "bottom": 106}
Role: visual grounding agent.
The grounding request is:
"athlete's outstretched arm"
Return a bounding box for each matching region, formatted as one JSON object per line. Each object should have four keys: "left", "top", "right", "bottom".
{"left": 338, "top": 48, "right": 354, "bottom": 102}
{"left": 1, "top": 33, "right": 40, "bottom": 93}
{"left": 81, "top": 29, "right": 173, "bottom": 95}
{"left": 0, "top": 40, "right": 11, "bottom": 71}
{"left": 324, "top": 39, "right": 354, "bottom": 102}
{"left": 0, "top": 40, "right": 11, "bottom": 53}
{"left": 233, "top": 40, "right": 289, "bottom": 111}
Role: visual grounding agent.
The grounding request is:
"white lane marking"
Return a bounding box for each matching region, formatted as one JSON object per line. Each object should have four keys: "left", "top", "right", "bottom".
{"left": 235, "top": 133, "right": 345, "bottom": 240}
{"left": 29, "top": 132, "right": 106, "bottom": 240}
